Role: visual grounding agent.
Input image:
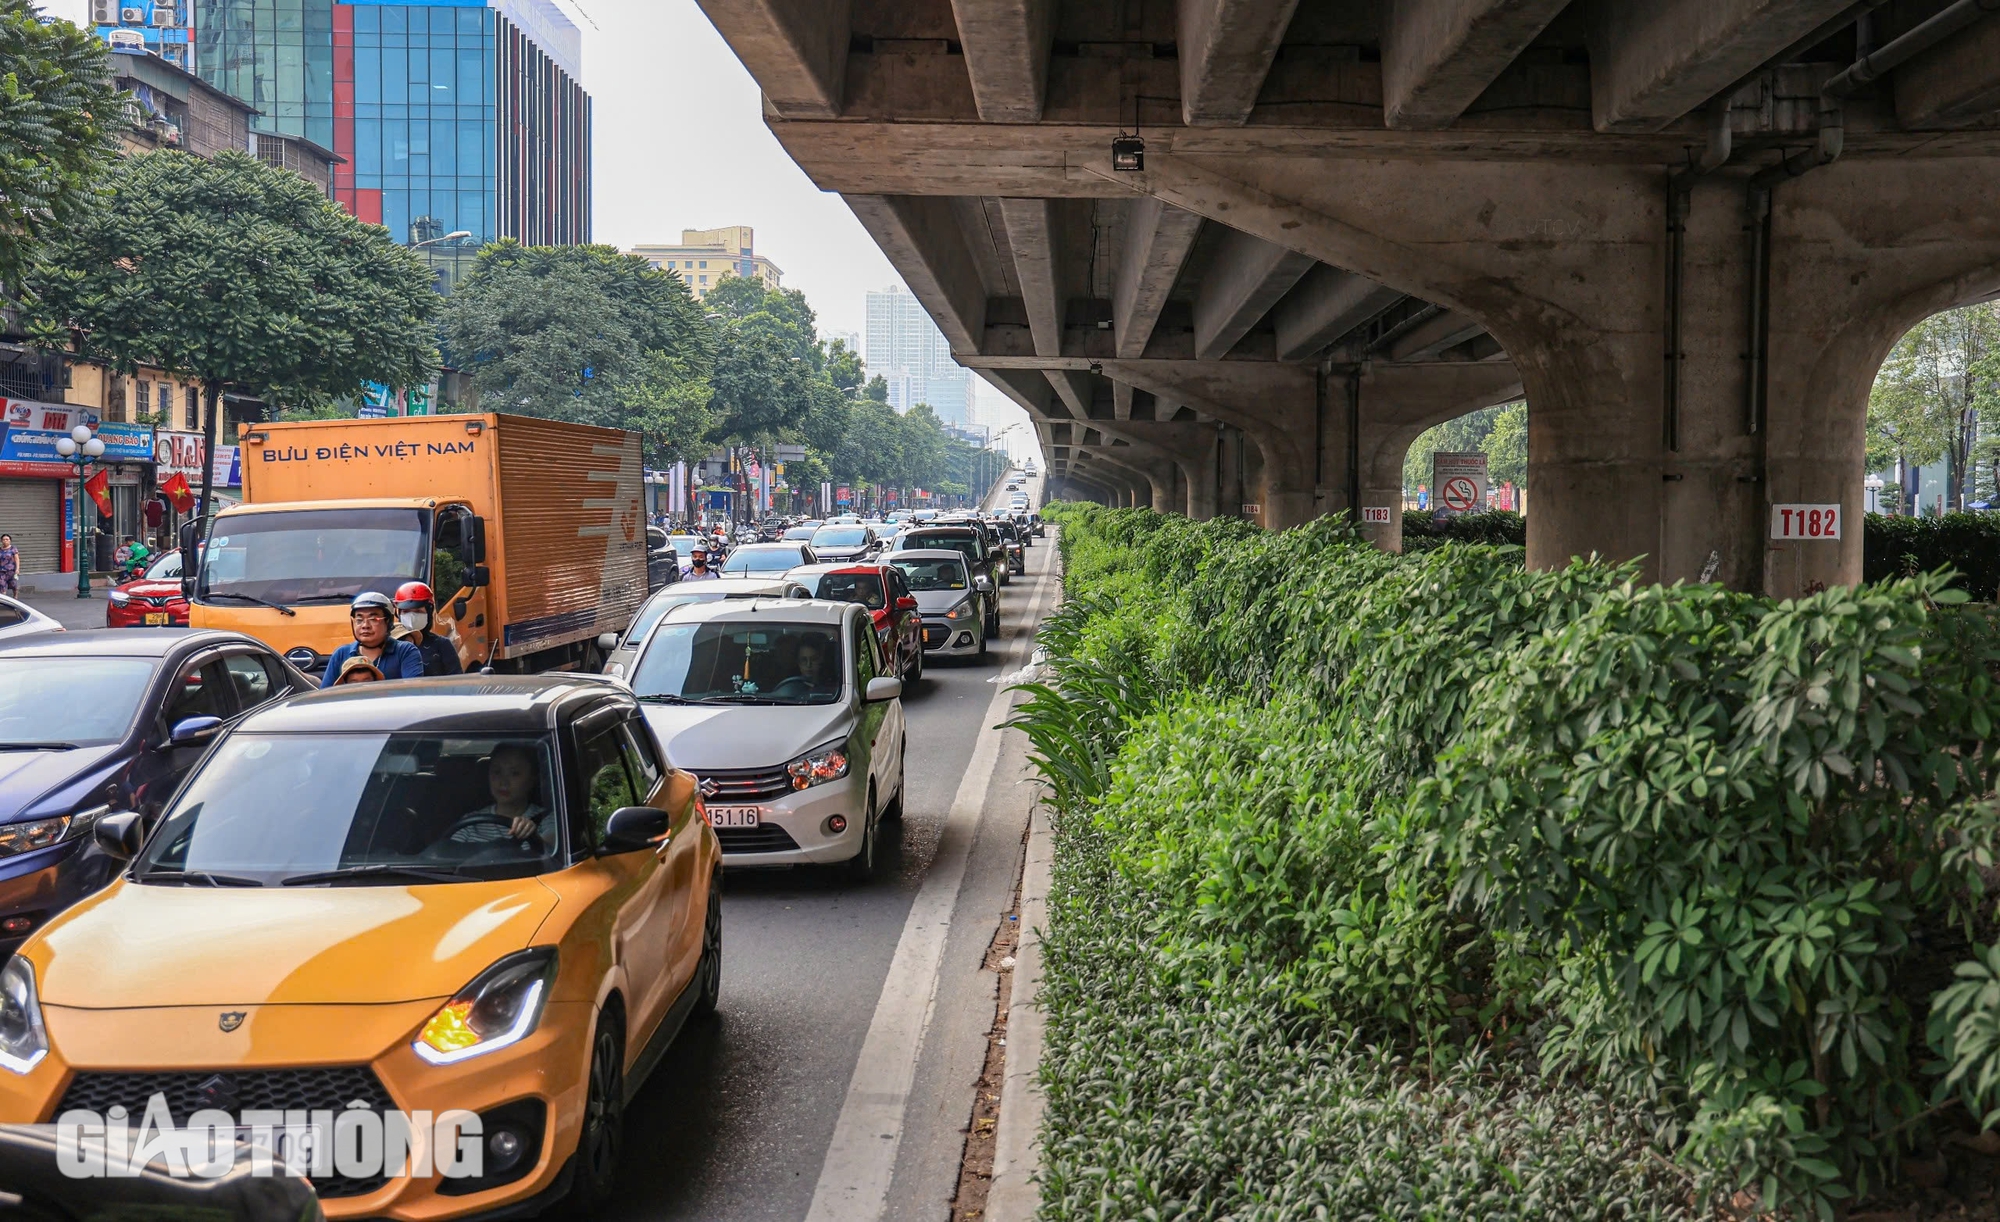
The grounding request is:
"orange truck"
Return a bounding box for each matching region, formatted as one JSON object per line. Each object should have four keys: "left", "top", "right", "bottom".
{"left": 186, "top": 413, "right": 647, "bottom": 677}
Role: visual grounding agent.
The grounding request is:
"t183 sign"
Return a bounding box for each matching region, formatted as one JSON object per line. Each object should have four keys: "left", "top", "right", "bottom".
{"left": 1770, "top": 504, "right": 1841, "bottom": 540}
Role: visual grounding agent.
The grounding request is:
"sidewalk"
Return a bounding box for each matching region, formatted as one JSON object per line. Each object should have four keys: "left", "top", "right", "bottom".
{"left": 16, "top": 582, "right": 109, "bottom": 630}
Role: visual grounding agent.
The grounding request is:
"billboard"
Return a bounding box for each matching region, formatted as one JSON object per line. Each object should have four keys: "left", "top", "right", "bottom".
{"left": 0, "top": 400, "right": 152, "bottom": 477}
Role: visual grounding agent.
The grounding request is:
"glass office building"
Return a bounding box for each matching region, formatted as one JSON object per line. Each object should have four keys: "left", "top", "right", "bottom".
{"left": 193, "top": 0, "right": 588, "bottom": 251}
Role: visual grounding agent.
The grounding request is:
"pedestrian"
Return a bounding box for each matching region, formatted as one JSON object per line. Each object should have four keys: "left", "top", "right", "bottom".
{"left": 681, "top": 546, "right": 720, "bottom": 581}
{"left": 0, "top": 534, "right": 17, "bottom": 597}
{"left": 333, "top": 656, "right": 385, "bottom": 685}
{"left": 391, "top": 580, "right": 461, "bottom": 676}
{"left": 320, "top": 591, "right": 425, "bottom": 688}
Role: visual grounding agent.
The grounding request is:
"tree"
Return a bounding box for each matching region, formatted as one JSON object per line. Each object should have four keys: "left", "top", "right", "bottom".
{"left": 1484, "top": 401, "right": 1528, "bottom": 491}
{"left": 1868, "top": 304, "right": 2000, "bottom": 512}
{"left": 441, "top": 241, "right": 711, "bottom": 442}
{"left": 25, "top": 149, "right": 439, "bottom": 518}
{"left": 0, "top": 1, "right": 121, "bottom": 288}
{"left": 1402, "top": 404, "right": 1505, "bottom": 492}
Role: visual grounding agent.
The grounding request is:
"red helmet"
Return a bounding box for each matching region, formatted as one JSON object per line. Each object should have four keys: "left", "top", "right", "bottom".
{"left": 394, "top": 580, "right": 435, "bottom": 610}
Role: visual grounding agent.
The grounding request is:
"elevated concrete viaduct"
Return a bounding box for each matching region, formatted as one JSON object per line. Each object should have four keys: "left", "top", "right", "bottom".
{"left": 699, "top": 0, "right": 2000, "bottom": 595}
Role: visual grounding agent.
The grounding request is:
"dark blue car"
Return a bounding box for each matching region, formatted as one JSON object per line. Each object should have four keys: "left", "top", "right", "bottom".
{"left": 0, "top": 629, "right": 313, "bottom": 953}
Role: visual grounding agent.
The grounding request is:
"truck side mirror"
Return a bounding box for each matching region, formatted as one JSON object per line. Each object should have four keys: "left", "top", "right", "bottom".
{"left": 177, "top": 519, "right": 201, "bottom": 598}
{"left": 463, "top": 516, "right": 488, "bottom": 566}
{"left": 468, "top": 565, "right": 491, "bottom": 588}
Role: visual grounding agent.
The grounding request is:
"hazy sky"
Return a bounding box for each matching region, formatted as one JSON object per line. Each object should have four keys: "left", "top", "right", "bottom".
{"left": 42, "top": 0, "right": 1040, "bottom": 462}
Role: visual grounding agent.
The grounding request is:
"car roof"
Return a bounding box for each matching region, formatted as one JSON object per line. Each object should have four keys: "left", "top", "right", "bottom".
{"left": 240, "top": 674, "right": 622, "bottom": 735}
{"left": 790, "top": 561, "right": 892, "bottom": 578}
{"left": 0, "top": 627, "right": 255, "bottom": 659}
{"left": 732, "top": 541, "right": 808, "bottom": 552}
{"left": 660, "top": 598, "right": 854, "bottom": 626}
{"left": 889, "top": 549, "right": 970, "bottom": 563}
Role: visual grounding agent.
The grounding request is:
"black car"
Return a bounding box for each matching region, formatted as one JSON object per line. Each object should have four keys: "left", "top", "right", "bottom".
{"left": 0, "top": 629, "right": 313, "bottom": 952}
{"left": 892, "top": 527, "right": 1002, "bottom": 637}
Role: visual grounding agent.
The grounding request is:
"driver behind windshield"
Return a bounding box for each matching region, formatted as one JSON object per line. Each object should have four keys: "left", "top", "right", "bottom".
{"left": 448, "top": 741, "right": 555, "bottom": 846}
{"left": 789, "top": 634, "right": 840, "bottom": 697}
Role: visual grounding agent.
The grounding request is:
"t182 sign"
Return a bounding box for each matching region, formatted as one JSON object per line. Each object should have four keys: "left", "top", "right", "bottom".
{"left": 1770, "top": 504, "right": 1841, "bottom": 540}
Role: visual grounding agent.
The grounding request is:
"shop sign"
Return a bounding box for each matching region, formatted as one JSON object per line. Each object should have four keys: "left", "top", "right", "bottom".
{"left": 0, "top": 399, "right": 152, "bottom": 477}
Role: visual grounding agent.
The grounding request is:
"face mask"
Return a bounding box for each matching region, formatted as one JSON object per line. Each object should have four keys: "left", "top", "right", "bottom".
{"left": 399, "top": 611, "right": 428, "bottom": 632}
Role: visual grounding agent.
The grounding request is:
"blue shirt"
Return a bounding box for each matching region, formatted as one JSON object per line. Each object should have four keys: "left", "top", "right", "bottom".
{"left": 411, "top": 633, "right": 462, "bottom": 676}
{"left": 320, "top": 639, "right": 427, "bottom": 687}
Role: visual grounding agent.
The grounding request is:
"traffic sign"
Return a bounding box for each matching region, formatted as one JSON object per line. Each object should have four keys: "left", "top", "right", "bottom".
{"left": 1360, "top": 506, "right": 1392, "bottom": 524}
{"left": 1770, "top": 504, "right": 1841, "bottom": 540}
{"left": 1431, "top": 451, "right": 1488, "bottom": 517}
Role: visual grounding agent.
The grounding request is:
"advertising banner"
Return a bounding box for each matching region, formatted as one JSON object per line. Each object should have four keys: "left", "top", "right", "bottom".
{"left": 0, "top": 399, "right": 152, "bottom": 477}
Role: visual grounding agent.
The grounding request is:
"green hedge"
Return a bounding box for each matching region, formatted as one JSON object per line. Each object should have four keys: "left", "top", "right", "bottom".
{"left": 1400, "top": 508, "right": 1527, "bottom": 552}
{"left": 1864, "top": 513, "right": 2000, "bottom": 601}
{"left": 1021, "top": 501, "right": 2000, "bottom": 1220}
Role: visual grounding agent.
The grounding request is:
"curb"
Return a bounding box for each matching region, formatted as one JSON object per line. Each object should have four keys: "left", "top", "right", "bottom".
{"left": 986, "top": 797, "right": 1054, "bottom": 1222}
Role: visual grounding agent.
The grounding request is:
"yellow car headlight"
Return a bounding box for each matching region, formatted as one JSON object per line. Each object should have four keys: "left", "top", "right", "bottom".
{"left": 414, "top": 948, "right": 557, "bottom": 1066}
{"left": 0, "top": 957, "right": 49, "bottom": 1075}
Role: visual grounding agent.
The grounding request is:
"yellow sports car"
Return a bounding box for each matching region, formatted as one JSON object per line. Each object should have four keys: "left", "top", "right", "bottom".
{"left": 0, "top": 676, "right": 720, "bottom": 1219}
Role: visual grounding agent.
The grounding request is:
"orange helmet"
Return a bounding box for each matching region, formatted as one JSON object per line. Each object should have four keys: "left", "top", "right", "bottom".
{"left": 394, "top": 580, "right": 435, "bottom": 610}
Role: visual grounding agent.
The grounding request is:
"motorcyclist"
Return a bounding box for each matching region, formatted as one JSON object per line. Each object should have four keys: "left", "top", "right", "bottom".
{"left": 392, "top": 580, "right": 461, "bottom": 676}
{"left": 320, "top": 591, "right": 426, "bottom": 687}
{"left": 682, "top": 546, "right": 720, "bottom": 582}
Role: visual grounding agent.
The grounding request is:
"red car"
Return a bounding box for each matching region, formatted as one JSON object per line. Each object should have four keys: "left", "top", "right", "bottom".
{"left": 105, "top": 551, "right": 190, "bottom": 628}
{"left": 791, "top": 561, "right": 925, "bottom": 684}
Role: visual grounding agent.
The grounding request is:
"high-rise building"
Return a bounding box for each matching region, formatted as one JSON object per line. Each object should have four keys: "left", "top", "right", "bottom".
{"left": 191, "top": 0, "right": 589, "bottom": 264}
{"left": 90, "top": 0, "right": 195, "bottom": 71}
{"left": 864, "top": 285, "right": 968, "bottom": 425}
{"left": 626, "top": 227, "right": 784, "bottom": 300}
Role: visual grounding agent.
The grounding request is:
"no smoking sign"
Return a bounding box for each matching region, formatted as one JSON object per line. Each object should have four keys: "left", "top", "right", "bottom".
{"left": 1440, "top": 477, "right": 1480, "bottom": 512}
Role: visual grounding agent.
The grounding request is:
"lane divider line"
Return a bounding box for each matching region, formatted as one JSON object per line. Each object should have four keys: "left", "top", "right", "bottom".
{"left": 803, "top": 556, "right": 1057, "bottom": 1222}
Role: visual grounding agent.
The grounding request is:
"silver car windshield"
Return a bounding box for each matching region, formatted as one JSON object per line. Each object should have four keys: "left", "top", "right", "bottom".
{"left": 891, "top": 557, "right": 969, "bottom": 592}
{"left": 632, "top": 620, "right": 845, "bottom": 706}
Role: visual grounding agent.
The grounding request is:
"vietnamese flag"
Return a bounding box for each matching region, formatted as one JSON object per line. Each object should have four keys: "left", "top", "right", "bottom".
{"left": 160, "top": 472, "right": 195, "bottom": 513}
{"left": 83, "top": 468, "right": 113, "bottom": 517}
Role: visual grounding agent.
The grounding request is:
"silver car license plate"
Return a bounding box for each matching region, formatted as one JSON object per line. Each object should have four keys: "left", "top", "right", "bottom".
{"left": 708, "top": 805, "right": 762, "bottom": 829}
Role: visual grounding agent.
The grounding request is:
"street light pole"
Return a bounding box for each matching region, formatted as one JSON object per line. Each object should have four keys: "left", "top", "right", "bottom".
{"left": 54, "top": 424, "right": 106, "bottom": 598}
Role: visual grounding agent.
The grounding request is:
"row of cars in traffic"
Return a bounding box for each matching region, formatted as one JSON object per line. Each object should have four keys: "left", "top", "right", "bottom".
{"left": 0, "top": 479, "right": 1042, "bottom": 1220}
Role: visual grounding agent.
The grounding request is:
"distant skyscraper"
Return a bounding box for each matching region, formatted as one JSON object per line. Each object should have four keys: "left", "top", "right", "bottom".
{"left": 865, "top": 285, "right": 968, "bottom": 425}
{"left": 189, "top": 0, "right": 590, "bottom": 266}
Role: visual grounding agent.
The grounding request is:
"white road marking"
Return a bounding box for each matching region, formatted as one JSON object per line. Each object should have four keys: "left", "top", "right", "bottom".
{"left": 804, "top": 557, "right": 1056, "bottom": 1222}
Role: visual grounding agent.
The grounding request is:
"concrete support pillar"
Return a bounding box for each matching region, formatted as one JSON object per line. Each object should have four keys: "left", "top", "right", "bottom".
{"left": 1182, "top": 455, "right": 1217, "bottom": 519}
{"left": 1110, "top": 154, "right": 2000, "bottom": 593}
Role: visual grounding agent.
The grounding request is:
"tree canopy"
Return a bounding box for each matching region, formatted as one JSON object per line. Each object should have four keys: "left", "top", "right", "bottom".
{"left": 1867, "top": 303, "right": 2000, "bottom": 511}
{"left": 1402, "top": 401, "right": 1527, "bottom": 494}
{"left": 0, "top": 1, "right": 122, "bottom": 288}
{"left": 440, "top": 240, "right": 715, "bottom": 462}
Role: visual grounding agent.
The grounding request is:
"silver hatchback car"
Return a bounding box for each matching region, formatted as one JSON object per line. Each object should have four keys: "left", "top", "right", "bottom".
{"left": 598, "top": 576, "right": 810, "bottom": 680}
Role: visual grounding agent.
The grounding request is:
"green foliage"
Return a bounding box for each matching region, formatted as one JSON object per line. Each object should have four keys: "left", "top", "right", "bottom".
{"left": 26, "top": 149, "right": 438, "bottom": 407}
{"left": 441, "top": 240, "right": 709, "bottom": 460}
{"left": 0, "top": 1, "right": 121, "bottom": 288}
{"left": 1863, "top": 512, "right": 2000, "bottom": 601}
{"left": 1020, "top": 501, "right": 2000, "bottom": 1220}
{"left": 1402, "top": 508, "right": 1527, "bottom": 553}
{"left": 1868, "top": 304, "right": 2000, "bottom": 510}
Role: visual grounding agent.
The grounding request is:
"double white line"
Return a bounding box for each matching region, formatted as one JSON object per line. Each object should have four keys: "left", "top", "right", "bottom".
{"left": 803, "top": 559, "right": 1056, "bottom": 1222}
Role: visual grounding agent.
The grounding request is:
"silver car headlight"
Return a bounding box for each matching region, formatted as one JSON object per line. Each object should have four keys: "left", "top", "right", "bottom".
{"left": 787, "top": 740, "right": 851, "bottom": 791}
{"left": 0, "top": 957, "right": 49, "bottom": 1074}
{"left": 944, "top": 600, "right": 975, "bottom": 622}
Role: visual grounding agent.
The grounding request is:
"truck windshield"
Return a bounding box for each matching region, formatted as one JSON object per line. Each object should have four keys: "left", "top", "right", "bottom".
{"left": 199, "top": 508, "right": 428, "bottom": 605}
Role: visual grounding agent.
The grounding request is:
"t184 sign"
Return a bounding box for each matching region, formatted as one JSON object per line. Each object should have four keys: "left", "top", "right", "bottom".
{"left": 1770, "top": 504, "right": 1841, "bottom": 540}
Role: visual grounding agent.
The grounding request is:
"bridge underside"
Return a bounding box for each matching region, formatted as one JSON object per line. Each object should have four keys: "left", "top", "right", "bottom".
{"left": 701, "top": 0, "right": 2000, "bottom": 594}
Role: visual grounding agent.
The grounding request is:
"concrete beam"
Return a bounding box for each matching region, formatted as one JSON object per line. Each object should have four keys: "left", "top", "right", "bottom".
{"left": 998, "top": 198, "right": 1063, "bottom": 356}
{"left": 697, "top": 0, "right": 850, "bottom": 119}
{"left": 1193, "top": 228, "right": 1316, "bottom": 360}
{"left": 1044, "top": 369, "right": 1092, "bottom": 418}
{"left": 1895, "top": 16, "right": 2000, "bottom": 129}
{"left": 1113, "top": 198, "right": 1204, "bottom": 359}
{"left": 843, "top": 195, "right": 986, "bottom": 353}
{"left": 1179, "top": 0, "right": 1305, "bottom": 125}
{"left": 1272, "top": 266, "right": 1406, "bottom": 361}
{"left": 1588, "top": 0, "right": 1858, "bottom": 133}
{"left": 950, "top": 0, "right": 1056, "bottom": 123}
{"left": 1381, "top": 0, "right": 1570, "bottom": 130}
{"left": 1384, "top": 310, "right": 1486, "bottom": 362}
{"left": 1112, "top": 381, "right": 1134, "bottom": 420}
